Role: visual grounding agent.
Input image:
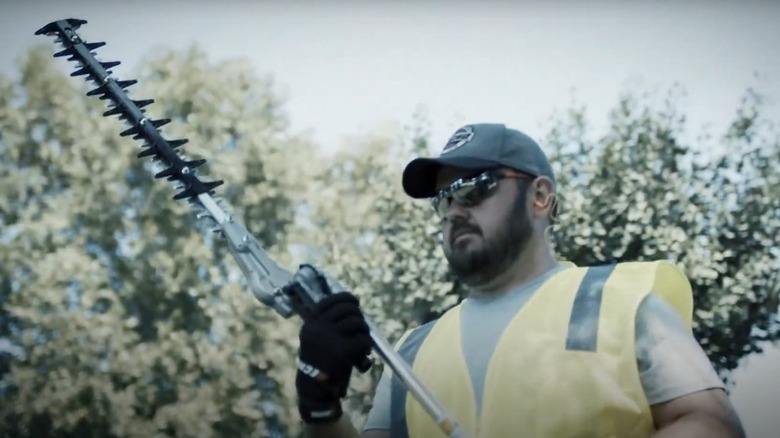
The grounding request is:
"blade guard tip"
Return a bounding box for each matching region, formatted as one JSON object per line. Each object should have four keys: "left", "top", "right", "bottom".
{"left": 35, "top": 18, "right": 87, "bottom": 36}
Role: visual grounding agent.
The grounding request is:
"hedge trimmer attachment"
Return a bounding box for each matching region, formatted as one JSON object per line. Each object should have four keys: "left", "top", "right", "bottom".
{"left": 36, "top": 18, "right": 469, "bottom": 437}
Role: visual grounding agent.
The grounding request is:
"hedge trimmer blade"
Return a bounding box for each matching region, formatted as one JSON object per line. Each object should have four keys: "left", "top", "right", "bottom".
{"left": 35, "top": 18, "right": 223, "bottom": 203}
{"left": 35, "top": 18, "right": 297, "bottom": 316}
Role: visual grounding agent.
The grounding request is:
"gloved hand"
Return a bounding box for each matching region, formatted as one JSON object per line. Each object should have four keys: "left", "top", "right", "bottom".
{"left": 296, "top": 292, "right": 373, "bottom": 424}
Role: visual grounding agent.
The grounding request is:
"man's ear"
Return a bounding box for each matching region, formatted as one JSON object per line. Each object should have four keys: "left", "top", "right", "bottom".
{"left": 531, "top": 177, "right": 556, "bottom": 217}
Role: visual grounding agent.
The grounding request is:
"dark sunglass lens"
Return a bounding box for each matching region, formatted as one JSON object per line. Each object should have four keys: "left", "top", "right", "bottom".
{"left": 455, "top": 179, "right": 495, "bottom": 206}
{"left": 432, "top": 173, "right": 495, "bottom": 216}
{"left": 452, "top": 185, "right": 478, "bottom": 205}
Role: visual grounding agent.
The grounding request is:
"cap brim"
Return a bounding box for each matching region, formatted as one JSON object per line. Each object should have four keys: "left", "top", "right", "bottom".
{"left": 402, "top": 156, "right": 501, "bottom": 199}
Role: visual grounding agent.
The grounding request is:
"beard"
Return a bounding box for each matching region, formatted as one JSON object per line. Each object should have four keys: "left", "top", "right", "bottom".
{"left": 443, "top": 194, "right": 534, "bottom": 288}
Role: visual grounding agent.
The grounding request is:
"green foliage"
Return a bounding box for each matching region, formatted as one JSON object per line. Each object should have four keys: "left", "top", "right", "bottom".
{"left": 0, "top": 45, "right": 312, "bottom": 437}
{"left": 0, "top": 44, "right": 777, "bottom": 438}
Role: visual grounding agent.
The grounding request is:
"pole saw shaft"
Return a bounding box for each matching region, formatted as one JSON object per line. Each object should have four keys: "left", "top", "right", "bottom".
{"left": 36, "top": 18, "right": 470, "bottom": 438}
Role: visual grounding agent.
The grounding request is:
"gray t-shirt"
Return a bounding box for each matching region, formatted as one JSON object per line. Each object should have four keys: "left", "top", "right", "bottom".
{"left": 363, "top": 264, "right": 724, "bottom": 431}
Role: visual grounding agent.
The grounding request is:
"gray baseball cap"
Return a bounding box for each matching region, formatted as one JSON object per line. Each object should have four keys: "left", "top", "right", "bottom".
{"left": 402, "top": 123, "right": 556, "bottom": 198}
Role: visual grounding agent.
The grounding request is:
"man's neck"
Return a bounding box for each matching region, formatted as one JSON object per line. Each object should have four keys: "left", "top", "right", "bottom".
{"left": 469, "top": 238, "right": 559, "bottom": 298}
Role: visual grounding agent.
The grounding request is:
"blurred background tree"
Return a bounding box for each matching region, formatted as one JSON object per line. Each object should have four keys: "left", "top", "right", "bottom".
{"left": 0, "top": 44, "right": 778, "bottom": 437}
{"left": 0, "top": 46, "right": 315, "bottom": 438}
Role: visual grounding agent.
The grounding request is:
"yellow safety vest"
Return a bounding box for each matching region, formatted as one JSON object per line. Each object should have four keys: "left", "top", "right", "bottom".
{"left": 389, "top": 261, "right": 693, "bottom": 438}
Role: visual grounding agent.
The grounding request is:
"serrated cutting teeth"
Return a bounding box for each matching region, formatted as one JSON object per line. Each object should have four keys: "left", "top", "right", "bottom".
{"left": 70, "top": 67, "right": 91, "bottom": 77}
{"left": 119, "top": 126, "right": 141, "bottom": 137}
{"left": 152, "top": 119, "right": 172, "bottom": 129}
{"left": 103, "top": 106, "right": 125, "bottom": 117}
{"left": 101, "top": 60, "right": 120, "bottom": 70}
{"left": 134, "top": 99, "right": 154, "bottom": 109}
{"left": 85, "top": 41, "right": 106, "bottom": 50}
{"left": 137, "top": 147, "right": 160, "bottom": 159}
{"left": 38, "top": 17, "right": 225, "bottom": 203}
{"left": 86, "top": 79, "right": 137, "bottom": 97}
{"left": 185, "top": 159, "right": 207, "bottom": 171}
{"left": 154, "top": 166, "right": 177, "bottom": 179}
{"left": 174, "top": 190, "right": 193, "bottom": 201}
{"left": 54, "top": 47, "right": 76, "bottom": 58}
{"left": 86, "top": 86, "right": 106, "bottom": 97}
{"left": 168, "top": 139, "right": 188, "bottom": 149}
{"left": 117, "top": 79, "right": 137, "bottom": 89}
{"left": 204, "top": 181, "right": 223, "bottom": 192}
{"left": 120, "top": 119, "right": 171, "bottom": 137}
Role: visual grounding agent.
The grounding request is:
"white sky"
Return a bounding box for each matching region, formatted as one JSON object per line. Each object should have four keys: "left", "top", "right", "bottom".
{"left": 2, "top": 0, "right": 779, "bottom": 435}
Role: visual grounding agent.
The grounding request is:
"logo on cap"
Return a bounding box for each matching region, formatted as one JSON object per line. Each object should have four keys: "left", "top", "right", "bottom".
{"left": 441, "top": 125, "right": 474, "bottom": 154}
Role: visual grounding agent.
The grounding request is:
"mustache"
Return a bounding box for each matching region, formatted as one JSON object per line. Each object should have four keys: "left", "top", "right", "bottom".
{"left": 449, "top": 221, "right": 482, "bottom": 244}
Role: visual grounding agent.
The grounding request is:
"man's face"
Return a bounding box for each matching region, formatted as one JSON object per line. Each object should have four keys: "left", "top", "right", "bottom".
{"left": 435, "top": 167, "right": 534, "bottom": 288}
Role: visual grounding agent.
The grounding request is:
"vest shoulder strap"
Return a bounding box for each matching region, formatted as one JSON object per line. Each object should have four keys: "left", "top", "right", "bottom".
{"left": 618, "top": 260, "right": 693, "bottom": 330}
{"left": 389, "top": 318, "right": 441, "bottom": 438}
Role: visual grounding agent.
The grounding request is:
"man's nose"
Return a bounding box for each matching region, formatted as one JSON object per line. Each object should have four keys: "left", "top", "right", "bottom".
{"left": 444, "top": 200, "right": 469, "bottom": 223}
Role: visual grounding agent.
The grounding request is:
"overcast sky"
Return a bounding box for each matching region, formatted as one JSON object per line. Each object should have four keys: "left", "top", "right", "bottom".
{"left": 2, "top": 1, "right": 779, "bottom": 435}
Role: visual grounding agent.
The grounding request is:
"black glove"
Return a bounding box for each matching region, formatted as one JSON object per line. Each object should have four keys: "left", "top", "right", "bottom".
{"left": 296, "top": 292, "right": 373, "bottom": 424}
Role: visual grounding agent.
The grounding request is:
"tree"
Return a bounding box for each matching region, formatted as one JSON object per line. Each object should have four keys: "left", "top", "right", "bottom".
{"left": 0, "top": 46, "right": 315, "bottom": 437}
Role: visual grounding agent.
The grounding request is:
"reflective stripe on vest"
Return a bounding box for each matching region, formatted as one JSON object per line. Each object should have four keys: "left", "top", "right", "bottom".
{"left": 565, "top": 264, "right": 616, "bottom": 351}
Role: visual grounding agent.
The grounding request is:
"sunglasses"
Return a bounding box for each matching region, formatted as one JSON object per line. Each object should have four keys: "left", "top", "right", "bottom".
{"left": 430, "top": 169, "right": 533, "bottom": 218}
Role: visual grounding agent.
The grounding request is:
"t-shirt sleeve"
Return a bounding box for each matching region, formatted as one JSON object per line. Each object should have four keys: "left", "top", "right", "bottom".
{"left": 635, "top": 292, "right": 726, "bottom": 405}
{"left": 361, "top": 369, "right": 392, "bottom": 432}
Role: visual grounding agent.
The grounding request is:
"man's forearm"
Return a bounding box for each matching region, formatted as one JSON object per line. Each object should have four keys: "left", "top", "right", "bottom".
{"left": 652, "top": 412, "right": 745, "bottom": 438}
{"left": 304, "top": 415, "right": 362, "bottom": 438}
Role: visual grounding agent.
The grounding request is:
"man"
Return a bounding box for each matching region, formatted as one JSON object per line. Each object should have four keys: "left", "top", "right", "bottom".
{"left": 294, "top": 123, "right": 745, "bottom": 437}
